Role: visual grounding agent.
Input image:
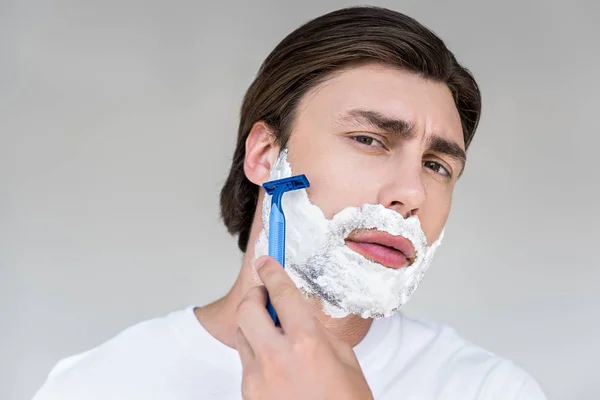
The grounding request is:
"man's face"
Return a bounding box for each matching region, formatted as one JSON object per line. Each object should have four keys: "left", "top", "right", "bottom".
{"left": 286, "top": 64, "right": 465, "bottom": 247}
{"left": 252, "top": 63, "right": 466, "bottom": 318}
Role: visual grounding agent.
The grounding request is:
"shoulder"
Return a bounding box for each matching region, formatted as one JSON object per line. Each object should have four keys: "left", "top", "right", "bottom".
{"left": 32, "top": 307, "right": 195, "bottom": 400}
{"left": 397, "top": 314, "right": 547, "bottom": 399}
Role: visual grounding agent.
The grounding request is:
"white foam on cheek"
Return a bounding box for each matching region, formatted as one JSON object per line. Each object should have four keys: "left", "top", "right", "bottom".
{"left": 254, "top": 150, "right": 444, "bottom": 319}
{"left": 255, "top": 151, "right": 329, "bottom": 266}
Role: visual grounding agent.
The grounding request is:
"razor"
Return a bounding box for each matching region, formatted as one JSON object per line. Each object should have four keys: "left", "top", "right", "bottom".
{"left": 261, "top": 174, "right": 310, "bottom": 326}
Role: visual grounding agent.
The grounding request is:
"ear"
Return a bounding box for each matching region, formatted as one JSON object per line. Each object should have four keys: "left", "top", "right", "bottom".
{"left": 244, "top": 121, "right": 281, "bottom": 186}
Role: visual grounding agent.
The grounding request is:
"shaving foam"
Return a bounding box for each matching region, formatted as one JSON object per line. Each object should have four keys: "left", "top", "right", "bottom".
{"left": 254, "top": 150, "right": 444, "bottom": 318}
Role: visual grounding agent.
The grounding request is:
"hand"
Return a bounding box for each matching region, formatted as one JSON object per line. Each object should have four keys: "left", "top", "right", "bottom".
{"left": 235, "top": 256, "right": 374, "bottom": 400}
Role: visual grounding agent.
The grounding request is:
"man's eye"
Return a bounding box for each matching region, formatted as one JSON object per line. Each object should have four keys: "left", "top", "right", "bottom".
{"left": 353, "top": 135, "right": 384, "bottom": 148}
{"left": 423, "top": 160, "right": 451, "bottom": 177}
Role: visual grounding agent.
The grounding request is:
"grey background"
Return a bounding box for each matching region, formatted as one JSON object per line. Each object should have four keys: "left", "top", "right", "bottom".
{"left": 1, "top": 1, "right": 598, "bottom": 399}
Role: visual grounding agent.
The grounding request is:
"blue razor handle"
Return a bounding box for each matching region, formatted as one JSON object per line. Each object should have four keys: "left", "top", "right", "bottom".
{"left": 261, "top": 174, "right": 310, "bottom": 327}
{"left": 266, "top": 202, "right": 286, "bottom": 325}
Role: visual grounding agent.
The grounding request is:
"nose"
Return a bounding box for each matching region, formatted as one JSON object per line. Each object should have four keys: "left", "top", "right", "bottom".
{"left": 377, "top": 161, "right": 426, "bottom": 218}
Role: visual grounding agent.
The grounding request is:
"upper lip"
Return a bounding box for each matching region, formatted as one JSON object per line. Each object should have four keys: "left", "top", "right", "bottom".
{"left": 345, "top": 229, "right": 416, "bottom": 262}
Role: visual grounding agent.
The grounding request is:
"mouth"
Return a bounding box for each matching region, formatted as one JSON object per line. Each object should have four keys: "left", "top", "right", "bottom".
{"left": 345, "top": 229, "right": 416, "bottom": 270}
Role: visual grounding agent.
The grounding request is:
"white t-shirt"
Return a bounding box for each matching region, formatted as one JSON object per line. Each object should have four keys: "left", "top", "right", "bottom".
{"left": 33, "top": 306, "right": 546, "bottom": 400}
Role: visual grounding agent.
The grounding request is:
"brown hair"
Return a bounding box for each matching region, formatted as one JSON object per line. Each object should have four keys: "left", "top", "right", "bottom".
{"left": 220, "top": 6, "right": 482, "bottom": 252}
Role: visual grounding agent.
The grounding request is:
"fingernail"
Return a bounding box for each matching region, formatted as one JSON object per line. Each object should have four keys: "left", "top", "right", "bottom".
{"left": 255, "top": 256, "right": 268, "bottom": 270}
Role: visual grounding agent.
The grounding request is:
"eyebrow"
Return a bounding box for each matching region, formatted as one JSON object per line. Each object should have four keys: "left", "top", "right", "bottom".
{"left": 336, "top": 108, "right": 467, "bottom": 175}
{"left": 335, "top": 109, "right": 416, "bottom": 140}
{"left": 427, "top": 135, "right": 467, "bottom": 175}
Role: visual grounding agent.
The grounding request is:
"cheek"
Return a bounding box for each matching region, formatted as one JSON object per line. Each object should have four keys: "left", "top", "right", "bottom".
{"left": 298, "top": 164, "right": 368, "bottom": 219}
{"left": 421, "top": 185, "right": 453, "bottom": 244}
{"left": 287, "top": 136, "right": 377, "bottom": 219}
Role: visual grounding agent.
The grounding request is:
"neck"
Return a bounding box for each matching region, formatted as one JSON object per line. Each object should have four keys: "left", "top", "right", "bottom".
{"left": 195, "top": 245, "right": 373, "bottom": 350}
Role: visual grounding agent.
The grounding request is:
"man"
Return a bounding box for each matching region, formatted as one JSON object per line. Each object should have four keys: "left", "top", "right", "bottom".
{"left": 33, "top": 6, "right": 546, "bottom": 400}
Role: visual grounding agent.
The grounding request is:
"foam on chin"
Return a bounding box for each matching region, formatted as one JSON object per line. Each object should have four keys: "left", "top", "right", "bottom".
{"left": 254, "top": 150, "right": 444, "bottom": 318}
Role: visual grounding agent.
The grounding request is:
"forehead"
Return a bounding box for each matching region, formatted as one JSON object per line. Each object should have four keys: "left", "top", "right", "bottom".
{"left": 297, "top": 63, "right": 465, "bottom": 148}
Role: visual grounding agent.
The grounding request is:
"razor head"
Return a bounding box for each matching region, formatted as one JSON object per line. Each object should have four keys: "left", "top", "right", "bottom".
{"left": 262, "top": 174, "right": 310, "bottom": 195}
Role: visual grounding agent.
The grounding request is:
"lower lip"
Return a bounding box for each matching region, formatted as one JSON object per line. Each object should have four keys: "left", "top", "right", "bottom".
{"left": 345, "top": 241, "right": 409, "bottom": 269}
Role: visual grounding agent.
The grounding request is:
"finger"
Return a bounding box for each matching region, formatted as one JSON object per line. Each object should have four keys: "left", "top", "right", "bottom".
{"left": 237, "top": 285, "right": 282, "bottom": 350}
{"left": 255, "top": 256, "right": 314, "bottom": 332}
{"left": 235, "top": 327, "right": 254, "bottom": 368}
